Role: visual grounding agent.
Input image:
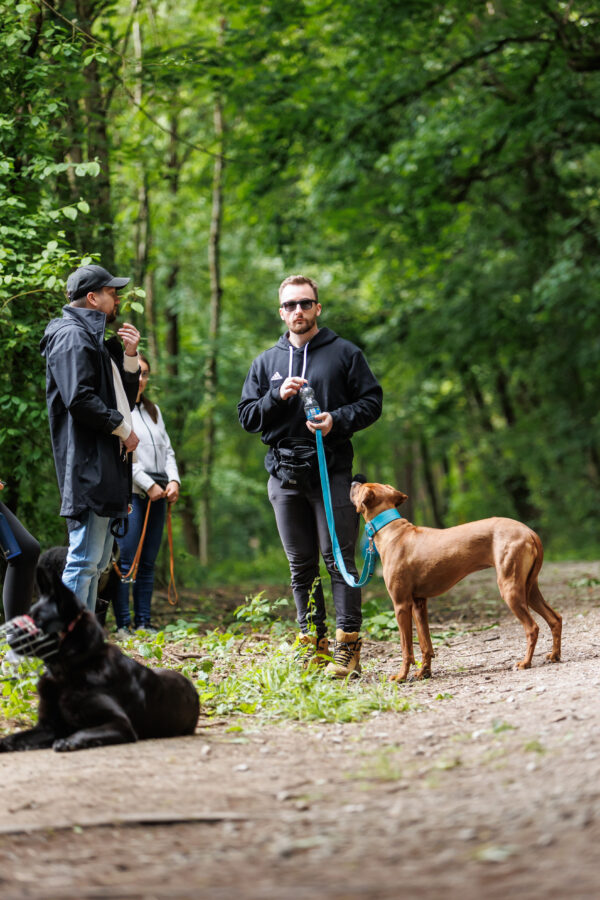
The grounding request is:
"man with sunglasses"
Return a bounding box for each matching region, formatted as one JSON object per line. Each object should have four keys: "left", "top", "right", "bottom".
{"left": 238, "top": 274, "right": 382, "bottom": 676}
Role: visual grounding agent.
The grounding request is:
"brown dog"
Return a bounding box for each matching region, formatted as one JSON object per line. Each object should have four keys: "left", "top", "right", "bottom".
{"left": 350, "top": 482, "right": 562, "bottom": 681}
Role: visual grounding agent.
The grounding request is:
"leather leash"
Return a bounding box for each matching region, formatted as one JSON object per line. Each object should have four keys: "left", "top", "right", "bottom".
{"left": 166, "top": 504, "right": 178, "bottom": 606}
{"left": 113, "top": 498, "right": 153, "bottom": 584}
{"left": 112, "top": 498, "right": 179, "bottom": 606}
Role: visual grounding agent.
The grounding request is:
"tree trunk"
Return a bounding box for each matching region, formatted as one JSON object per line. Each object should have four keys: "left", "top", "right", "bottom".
{"left": 130, "top": 11, "right": 158, "bottom": 361}
{"left": 161, "top": 116, "right": 200, "bottom": 556}
{"left": 419, "top": 436, "right": 445, "bottom": 529}
{"left": 198, "top": 90, "right": 225, "bottom": 565}
{"left": 82, "top": 71, "right": 113, "bottom": 264}
{"left": 462, "top": 368, "right": 538, "bottom": 523}
{"left": 144, "top": 259, "right": 158, "bottom": 365}
{"left": 396, "top": 457, "right": 414, "bottom": 524}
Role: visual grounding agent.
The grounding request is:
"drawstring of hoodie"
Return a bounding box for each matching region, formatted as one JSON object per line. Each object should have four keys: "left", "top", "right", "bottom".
{"left": 288, "top": 342, "right": 309, "bottom": 381}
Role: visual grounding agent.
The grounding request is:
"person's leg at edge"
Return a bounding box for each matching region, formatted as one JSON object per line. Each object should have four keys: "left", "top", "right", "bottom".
{"left": 90, "top": 524, "right": 115, "bottom": 614}
{"left": 268, "top": 475, "right": 327, "bottom": 636}
{"left": 312, "top": 471, "right": 362, "bottom": 676}
{"left": 62, "top": 510, "right": 112, "bottom": 613}
{"left": 114, "top": 496, "right": 146, "bottom": 629}
{"left": 1, "top": 502, "right": 41, "bottom": 620}
{"left": 132, "top": 497, "right": 166, "bottom": 628}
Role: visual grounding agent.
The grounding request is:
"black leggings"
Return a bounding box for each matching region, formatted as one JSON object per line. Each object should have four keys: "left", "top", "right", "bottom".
{"left": 1, "top": 502, "right": 40, "bottom": 620}
{"left": 268, "top": 470, "right": 361, "bottom": 636}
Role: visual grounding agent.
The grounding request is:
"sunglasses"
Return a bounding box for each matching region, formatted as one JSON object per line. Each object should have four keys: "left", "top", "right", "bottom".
{"left": 280, "top": 299, "right": 317, "bottom": 313}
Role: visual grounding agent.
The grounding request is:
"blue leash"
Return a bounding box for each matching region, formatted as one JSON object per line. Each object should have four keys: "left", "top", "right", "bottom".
{"left": 314, "top": 429, "right": 377, "bottom": 588}
{"left": 299, "top": 384, "right": 377, "bottom": 587}
{"left": 301, "top": 383, "right": 402, "bottom": 588}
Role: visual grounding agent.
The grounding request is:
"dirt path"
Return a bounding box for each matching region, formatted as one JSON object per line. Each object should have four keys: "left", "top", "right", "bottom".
{"left": 1, "top": 562, "right": 599, "bottom": 899}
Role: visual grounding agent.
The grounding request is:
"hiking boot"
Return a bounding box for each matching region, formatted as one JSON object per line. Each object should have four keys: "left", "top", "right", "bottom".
{"left": 293, "top": 633, "right": 330, "bottom": 669}
{"left": 325, "top": 629, "right": 362, "bottom": 677}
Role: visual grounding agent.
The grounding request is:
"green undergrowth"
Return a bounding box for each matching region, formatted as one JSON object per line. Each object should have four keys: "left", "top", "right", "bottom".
{"left": 111, "top": 609, "right": 413, "bottom": 725}
{"left": 0, "top": 658, "right": 43, "bottom": 728}
{"left": 0, "top": 593, "right": 415, "bottom": 734}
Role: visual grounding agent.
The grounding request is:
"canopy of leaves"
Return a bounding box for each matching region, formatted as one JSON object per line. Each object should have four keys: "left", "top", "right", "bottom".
{"left": 1, "top": 0, "right": 599, "bottom": 588}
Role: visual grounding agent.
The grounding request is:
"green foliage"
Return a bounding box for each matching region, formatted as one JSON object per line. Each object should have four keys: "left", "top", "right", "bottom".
{"left": 198, "top": 649, "right": 412, "bottom": 724}
{"left": 0, "top": 0, "right": 101, "bottom": 539}
{"left": 569, "top": 576, "right": 600, "bottom": 589}
{"left": 1, "top": 0, "right": 600, "bottom": 567}
{"left": 362, "top": 597, "right": 398, "bottom": 641}
{"left": 234, "top": 591, "right": 291, "bottom": 630}
{"left": 0, "top": 658, "right": 42, "bottom": 727}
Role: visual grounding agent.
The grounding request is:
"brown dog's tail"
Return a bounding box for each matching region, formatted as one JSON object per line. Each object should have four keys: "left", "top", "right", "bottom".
{"left": 525, "top": 529, "right": 544, "bottom": 600}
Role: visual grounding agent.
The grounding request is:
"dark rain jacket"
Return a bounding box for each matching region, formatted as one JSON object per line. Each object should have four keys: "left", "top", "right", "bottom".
{"left": 237, "top": 327, "right": 383, "bottom": 476}
{"left": 40, "top": 306, "right": 139, "bottom": 519}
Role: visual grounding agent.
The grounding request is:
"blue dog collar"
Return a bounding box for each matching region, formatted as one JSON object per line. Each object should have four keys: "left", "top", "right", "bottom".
{"left": 364, "top": 508, "right": 403, "bottom": 540}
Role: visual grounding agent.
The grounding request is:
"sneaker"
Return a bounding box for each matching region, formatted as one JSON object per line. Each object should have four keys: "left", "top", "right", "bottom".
{"left": 293, "top": 633, "right": 330, "bottom": 669}
{"left": 325, "top": 629, "right": 362, "bottom": 677}
{"left": 135, "top": 623, "right": 161, "bottom": 635}
{"left": 114, "top": 624, "right": 135, "bottom": 640}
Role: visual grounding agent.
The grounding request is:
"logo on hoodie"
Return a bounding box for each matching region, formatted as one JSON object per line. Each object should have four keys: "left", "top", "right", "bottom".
{"left": 271, "top": 371, "right": 283, "bottom": 381}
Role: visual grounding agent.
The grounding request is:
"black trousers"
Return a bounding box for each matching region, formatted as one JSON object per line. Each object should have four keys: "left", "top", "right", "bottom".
{"left": 268, "top": 470, "right": 361, "bottom": 636}
{"left": 1, "top": 502, "right": 40, "bottom": 620}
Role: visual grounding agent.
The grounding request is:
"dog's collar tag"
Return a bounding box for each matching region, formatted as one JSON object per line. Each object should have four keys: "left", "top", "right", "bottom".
{"left": 365, "top": 509, "right": 402, "bottom": 539}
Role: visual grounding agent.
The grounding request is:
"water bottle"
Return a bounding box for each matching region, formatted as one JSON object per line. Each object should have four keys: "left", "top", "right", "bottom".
{"left": 0, "top": 512, "right": 22, "bottom": 561}
{"left": 299, "top": 384, "right": 321, "bottom": 420}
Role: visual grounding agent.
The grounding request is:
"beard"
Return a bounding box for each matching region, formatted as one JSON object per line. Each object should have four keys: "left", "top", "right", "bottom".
{"left": 289, "top": 317, "right": 315, "bottom": 334}
{"left": 106, "top": 309, "right": 118, "bottom": 324}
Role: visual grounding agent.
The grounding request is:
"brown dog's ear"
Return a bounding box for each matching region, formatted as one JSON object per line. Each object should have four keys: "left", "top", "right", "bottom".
{"left": 386, "top": 487, "right": 408, "bottom": 507}
{"left": 355, "top": 485, "right": 375, "bottom": 514}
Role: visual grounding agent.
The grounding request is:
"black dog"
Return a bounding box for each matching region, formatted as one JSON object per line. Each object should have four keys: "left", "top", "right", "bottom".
{"left": 0, "top": 565, "right": 199, "bottom": 753}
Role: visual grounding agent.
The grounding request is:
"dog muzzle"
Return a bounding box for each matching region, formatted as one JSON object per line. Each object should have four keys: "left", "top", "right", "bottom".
{"left": 0, "top": 615, "right": 60, "bottom": 662}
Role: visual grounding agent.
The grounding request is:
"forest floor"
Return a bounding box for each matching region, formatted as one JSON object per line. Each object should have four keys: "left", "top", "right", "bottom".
{"left": 1, "top": 561, "right": 600, "bottom": 899}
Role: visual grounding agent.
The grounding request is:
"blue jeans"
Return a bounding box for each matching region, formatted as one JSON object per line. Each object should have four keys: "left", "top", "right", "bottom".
{"left": 114, "top": 495, "right": 166, "bottom": 628}
{"left": 63, "top": 510, "right": 114, "bottom": 612}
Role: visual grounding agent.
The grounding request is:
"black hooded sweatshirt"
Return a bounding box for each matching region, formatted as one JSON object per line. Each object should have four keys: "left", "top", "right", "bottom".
{"left": 238, "top": 327, "right": 382, "bottom": 476}
{"left": 40, "top": 306, "right": 139, "bottom": 519}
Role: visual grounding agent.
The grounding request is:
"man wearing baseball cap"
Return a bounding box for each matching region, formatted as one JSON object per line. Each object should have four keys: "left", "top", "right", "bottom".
{"left": 40, "top": 264, "right": 141, "bottom": 613}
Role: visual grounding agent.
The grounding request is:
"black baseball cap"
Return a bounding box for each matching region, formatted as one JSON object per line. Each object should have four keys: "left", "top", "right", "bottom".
{"left": 66, "top": 264, "right": 130, "bottom": 301}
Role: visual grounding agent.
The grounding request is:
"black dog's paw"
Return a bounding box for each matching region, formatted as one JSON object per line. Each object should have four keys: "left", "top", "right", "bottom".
{"left": 53, "top": 737, "right": 77, "bottom": 752}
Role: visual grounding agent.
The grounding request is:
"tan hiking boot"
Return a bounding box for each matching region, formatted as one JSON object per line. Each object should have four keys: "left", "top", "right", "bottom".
{"left": 325, "top": 629, "right": 362, "bottom": 677}
{"left": 293, "top": 633, "right": 330, "bottom": 668}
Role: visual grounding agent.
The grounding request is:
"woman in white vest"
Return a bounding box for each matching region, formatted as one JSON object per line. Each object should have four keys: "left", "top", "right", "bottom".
{"left": 114, "top": 355, "right": 180, "bottom": 634}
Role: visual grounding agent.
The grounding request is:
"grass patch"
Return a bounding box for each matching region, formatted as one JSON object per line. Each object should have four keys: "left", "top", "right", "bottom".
{"left": 197, "top": 650, "right": 412, "bottom": 723}
{"left": 0, "top": 594, "right": 414, "bottom": 732}
{"left": 569, "top": 576, "right": 600, "bottom": 589}
{"left": 0, "top": 658, "right": 43, "bottom": 730}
